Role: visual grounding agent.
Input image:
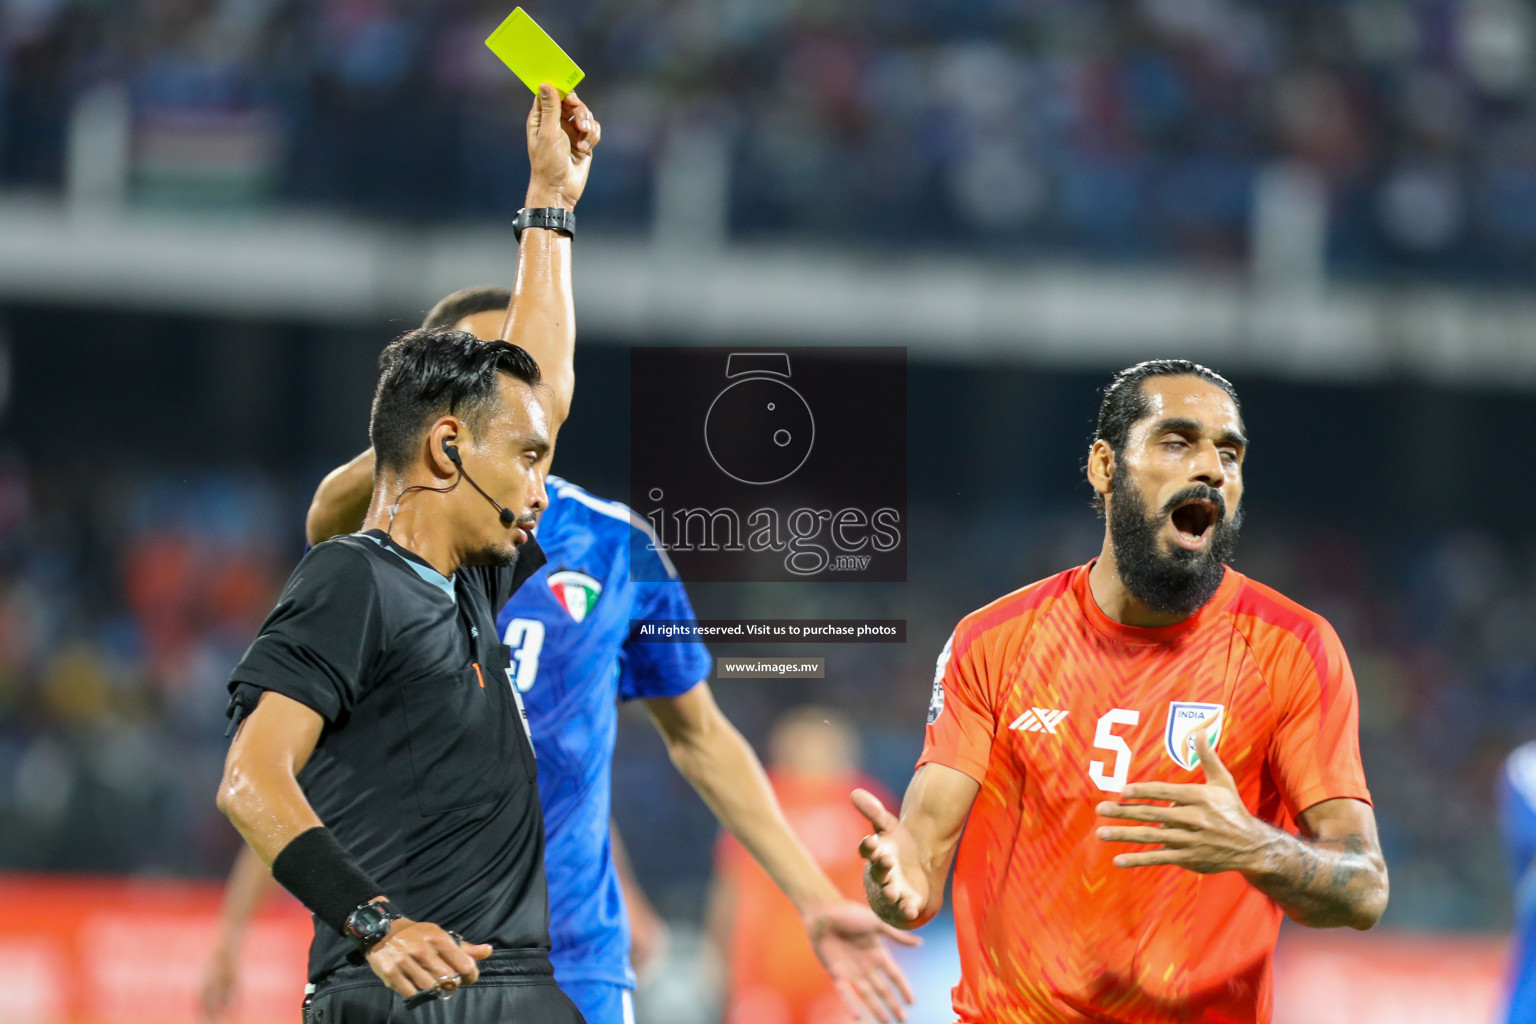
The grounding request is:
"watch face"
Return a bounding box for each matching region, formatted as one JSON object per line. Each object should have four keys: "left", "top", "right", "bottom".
{"left": 350, "top": 904, "right": 393, "bottom": 945}
{"left": 704, "top": 377, "right": 815, "bottom": 485}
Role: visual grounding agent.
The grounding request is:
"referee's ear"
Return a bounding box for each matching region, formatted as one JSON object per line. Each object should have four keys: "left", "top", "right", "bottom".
{"left": 427, "top": 418, "right": 465, "bottom": 479}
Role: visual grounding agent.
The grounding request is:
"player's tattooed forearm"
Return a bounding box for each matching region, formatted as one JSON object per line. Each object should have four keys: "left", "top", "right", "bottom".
{"left": 1294, "top": 842, "right": 1320, "bottom": 892}
{"left": 1249, "top": 829, "right": 1384, "bottom": 928}
{"left": 1325, "top": 833, "right": 1368, "bottom": 892}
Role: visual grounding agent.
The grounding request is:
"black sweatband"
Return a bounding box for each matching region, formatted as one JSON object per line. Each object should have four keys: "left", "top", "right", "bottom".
{"left": 270, "top": 826, "right": 383, "bottom": 937}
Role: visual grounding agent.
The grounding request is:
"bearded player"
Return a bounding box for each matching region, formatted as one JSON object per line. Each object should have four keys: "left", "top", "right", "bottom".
{"left": 855, "top": 359, "right": 1389, "bottom": 1023}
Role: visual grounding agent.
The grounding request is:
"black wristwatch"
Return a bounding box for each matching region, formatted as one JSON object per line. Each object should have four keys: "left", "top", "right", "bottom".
{"left": 344, "top": 899, "right": 403, "bottom": 954}
{"left": 513, "top": 206, "right": 575, "bottom": 242}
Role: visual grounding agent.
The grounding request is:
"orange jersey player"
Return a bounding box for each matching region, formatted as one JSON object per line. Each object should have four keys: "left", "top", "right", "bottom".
{"left": 854, "top": 360, "right": 1389, "bottom": 1024}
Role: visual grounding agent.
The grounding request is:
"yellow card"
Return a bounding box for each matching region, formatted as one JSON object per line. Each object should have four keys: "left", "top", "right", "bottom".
{"left": 484, "top": 8, "right": 585, "bottom": 97}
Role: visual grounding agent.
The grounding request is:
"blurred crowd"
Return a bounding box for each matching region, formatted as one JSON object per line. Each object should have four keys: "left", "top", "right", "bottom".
{"left": 0, "top": 451, "right": 1529, "bottom": 932}
{"left": 0, "top": 464, "right": 290, "bottom": 876}
{"left": 5, "top": 0, "right": 1536, "bottom": 278}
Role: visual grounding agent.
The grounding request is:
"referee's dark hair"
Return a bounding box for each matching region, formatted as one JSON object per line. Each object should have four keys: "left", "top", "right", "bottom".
{"left": 1090, "top": 359, "right": 1241, "bottom": 513}
{"left": 421, "top": 286, "right": 512, "bottom": 331}
{"left": 370, "top": 328, "right": 543, "bottom": 474}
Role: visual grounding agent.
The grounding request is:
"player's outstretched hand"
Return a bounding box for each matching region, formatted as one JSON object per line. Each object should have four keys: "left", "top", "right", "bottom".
{"left": 1096, "top": 717, "right": 1272, "bottom": 874}
{"left": 853, "top": 788, "right": 928, "bottom": 926}
{"left": 526, "top": 83, "right": 600, "bottom": 209}
{"left": 365, "top": 918, "right": 492, "bottom": 1001}
{"left": 802, "top": 899, "right": 920, "bottom": 1024}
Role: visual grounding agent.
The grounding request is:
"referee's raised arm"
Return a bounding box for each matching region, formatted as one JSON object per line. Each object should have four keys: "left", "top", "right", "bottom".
{"left": 500, "top": 83, "right": 598, "bottom": 429}
{"left": 218, "top": 690, "right": 489, "bottom": 1000}
{"left": 304, "top": 85, "right": 598, "bottom": 547}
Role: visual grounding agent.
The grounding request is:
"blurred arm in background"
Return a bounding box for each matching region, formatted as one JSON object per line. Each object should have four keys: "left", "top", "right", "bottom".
{"left": 855, "top": 764, "right": 980, "bottom": 929}
{"left": 197, "top": 843, "right": 278, "bottom": 1024}
{"left": 644, "top": 682, "right": 918, "bottom": 1023}
{"left": 611, "top": 819, "right": 669, "bottom": 977}
{"left": 702, "top": 853, "right": 738, "bottom": 990}
{"left": 306, "top": 84, "right": 598, "bottom": 545}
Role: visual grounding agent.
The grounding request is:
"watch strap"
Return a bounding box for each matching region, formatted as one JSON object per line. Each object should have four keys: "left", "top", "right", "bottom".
{"left": 513, "top": 207, "right": 575, "bottom": 242}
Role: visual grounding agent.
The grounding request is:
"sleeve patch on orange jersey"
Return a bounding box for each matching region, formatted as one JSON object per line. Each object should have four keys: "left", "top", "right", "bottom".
{"left": 927, "top": 633, "right": 953, "bottom": 725}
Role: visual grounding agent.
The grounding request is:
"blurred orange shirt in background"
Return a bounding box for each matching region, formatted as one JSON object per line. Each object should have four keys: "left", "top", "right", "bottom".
{"left": 715, "top": 770, "right": 896, "bottom": 1024}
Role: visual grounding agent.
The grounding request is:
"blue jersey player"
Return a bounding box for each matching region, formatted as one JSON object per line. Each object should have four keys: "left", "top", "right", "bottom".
{"left": 202, "top": 276, "right": 916, "bottom": 1023}
{"left": 1501, "top": 742, "right": 1536, "bottom": 1024}
{"left": 495, "top": 471, "right": 710, "bottom": 1022}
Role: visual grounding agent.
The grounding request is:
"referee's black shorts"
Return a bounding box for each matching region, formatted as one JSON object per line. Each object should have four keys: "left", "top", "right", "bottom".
{"left": 303, "top": 948, "right": 585, "bottom": 1024}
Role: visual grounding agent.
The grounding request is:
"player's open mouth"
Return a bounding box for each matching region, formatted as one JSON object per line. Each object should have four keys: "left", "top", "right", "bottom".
{"left": 1169, "top": 499, "right": 1218, "bottom": 551}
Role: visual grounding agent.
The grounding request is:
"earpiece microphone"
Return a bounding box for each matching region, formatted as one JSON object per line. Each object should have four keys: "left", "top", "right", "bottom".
{"left": 442, "top": 440, "right": 518, "bottom": 527}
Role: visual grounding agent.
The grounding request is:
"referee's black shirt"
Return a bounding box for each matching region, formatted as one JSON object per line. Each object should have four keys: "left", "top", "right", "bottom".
{"left": 227, "top": 529, "right": 548, "bottom": 982}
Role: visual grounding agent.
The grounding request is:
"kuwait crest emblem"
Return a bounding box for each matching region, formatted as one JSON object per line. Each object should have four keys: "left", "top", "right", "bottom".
{"left": 1164, "top": 702, "right": 1224, "bottom": 771}
{"left": 547, "top": 570, "right": 602, "bottom": 623}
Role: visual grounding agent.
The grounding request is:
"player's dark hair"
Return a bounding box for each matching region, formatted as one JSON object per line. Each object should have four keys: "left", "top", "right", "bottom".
{"left": 421, "top": 286, "right": 513, "bottom": 330}
{"left": 1090, "top": 360, "right": 1241, "bottom": 513}
{"left": 1095, "top": 359, "right": 1241, "bottom": 456}
{"left": 370, "top": 328, "right": 542, "bottom": 474}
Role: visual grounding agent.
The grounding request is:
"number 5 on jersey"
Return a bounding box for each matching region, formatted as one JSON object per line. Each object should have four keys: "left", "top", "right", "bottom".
{"left": 1089, "top": 708, "right": 1140, "bottom": 793}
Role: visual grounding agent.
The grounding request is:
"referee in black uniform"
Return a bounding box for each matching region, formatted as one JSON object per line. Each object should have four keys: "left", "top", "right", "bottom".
{"left": 217, "top": 327, "right": 583, "bottom": 1022}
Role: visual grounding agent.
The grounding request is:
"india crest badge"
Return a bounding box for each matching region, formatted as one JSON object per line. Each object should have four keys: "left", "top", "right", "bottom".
{"left": 1165, "top": 702, "right": 1224, "bottom": 771}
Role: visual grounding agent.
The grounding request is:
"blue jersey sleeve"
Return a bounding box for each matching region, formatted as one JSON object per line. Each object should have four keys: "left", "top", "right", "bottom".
{"left": 1503, "top": 746, "right": 1536, "bottom": 889}
{"left": 1503, "top": 746, "right": 1536, "bottom": 1024}
{"left": 1506, "top": 798, "right": 1536, "bottom": 892}
{"left": 619, "top": 543, "right": 711, "bottom": 701}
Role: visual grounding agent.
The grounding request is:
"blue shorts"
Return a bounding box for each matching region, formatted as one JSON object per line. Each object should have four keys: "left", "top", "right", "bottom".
{"left": 559, "top": 979, "right": 634, "bottom": 1024}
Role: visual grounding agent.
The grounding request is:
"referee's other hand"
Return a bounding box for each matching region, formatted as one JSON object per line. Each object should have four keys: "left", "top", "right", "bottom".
{"left": 365, "top": 918, "right": 492, "bottom": 1000}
